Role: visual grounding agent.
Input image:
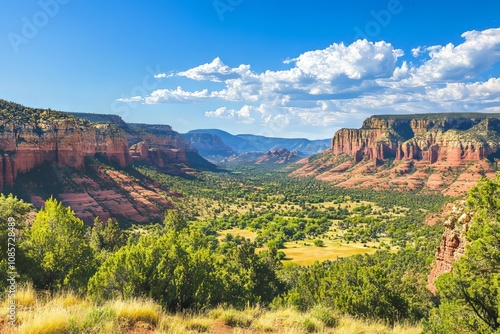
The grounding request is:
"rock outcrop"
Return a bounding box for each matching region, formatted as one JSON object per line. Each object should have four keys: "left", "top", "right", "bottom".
{"left": 125, "top": 124, "right": 217, "bottom": 171}
{"left": 427, "top": 202, "right": 472, "bottom": 293}
{"left": 67, "top": 112, "right": 217, "bottom": 171}
{"left": 256, "top": 148, "right": 301, "bottom": 164}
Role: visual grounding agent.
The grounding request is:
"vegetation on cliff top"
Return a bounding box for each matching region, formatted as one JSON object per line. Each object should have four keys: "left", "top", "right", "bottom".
{"left": 0, "top": 99, "right": 83, "bottom": 125}
{"left": 364, "top": 112, "right": 500, "bottom": 123}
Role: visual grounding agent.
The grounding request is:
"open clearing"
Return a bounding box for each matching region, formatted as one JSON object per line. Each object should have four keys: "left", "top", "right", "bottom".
{"left": 217, "top": 228, "right": 386, "bottom": 265}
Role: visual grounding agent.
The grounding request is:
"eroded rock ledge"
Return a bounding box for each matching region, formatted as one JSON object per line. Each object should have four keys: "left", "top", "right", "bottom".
{"left": 427, "top": 202, "right": 472, "bottom": 293}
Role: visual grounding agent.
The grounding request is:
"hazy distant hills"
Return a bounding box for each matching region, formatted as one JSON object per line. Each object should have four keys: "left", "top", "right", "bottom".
{"left": 183, "top": 129, "right": 330, "bottom": 162}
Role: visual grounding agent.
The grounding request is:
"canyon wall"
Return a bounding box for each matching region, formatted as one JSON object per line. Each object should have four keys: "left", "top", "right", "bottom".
{"left": 293, "top": 113, "right": 500, "bottom": 195}
{"left": 0, "top": 113, "right": 131, "bottom": 191}
{"left": 66, "top": 114, "right": 206, "bottom": 168}
{"left": 331, "top": 114, "right": 500, "bottom": 164}
{"left": 0, "top": 101, "right": 214, "bottom": 192}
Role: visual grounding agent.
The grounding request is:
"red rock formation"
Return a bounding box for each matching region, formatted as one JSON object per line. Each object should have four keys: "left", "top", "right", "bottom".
{"left": 331, "top": 128, "right": 398, "bottom": 162}
{"left": 2, "top": 155, "right": 15, "bottom": 188}
{"left": 256, "top": 148, "right": 300, "bottom": 164}
{"left": 427, "top": 203, "right": 472, "bottom": 293}
{"left": 130, "top": 141, "right": 150, "bottom": 161}
{"left": 126, "top": 123, "right": 194, "bottom": 167}
{"left": 129, "top": 141, "right": 192, "bottom": 168}
{"left": 293, "top": 114, "right": 500, "bottom": 195}
{"left": 0, "top": 113, "right": 131, "bottom": 191}
{"left": 331, "top": 114, "right": 500, "bottom": 165}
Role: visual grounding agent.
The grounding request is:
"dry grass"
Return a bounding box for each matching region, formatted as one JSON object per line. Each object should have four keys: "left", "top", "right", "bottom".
{"left": 12, "top": 283, "right": 37, "bottom": 309}
{"left": 16, "top": 307, "right": 72, "bottom": 334}
{"left": 282, "top": 241, "right": 378, "bottom": 265}
{"left": 2, "top": 286, "right": 422, "bottom": 334}
{"left": 0, "top": 286, "right": 162, "bottom": 334}
{"left": 336, "top": 315, "right": 422, "bottom": 334}
{"left": 217, "top": 228, "right": 258, "bottom": 242}
{"left": 111, "top": 298, "right": 161, "bottom": 326}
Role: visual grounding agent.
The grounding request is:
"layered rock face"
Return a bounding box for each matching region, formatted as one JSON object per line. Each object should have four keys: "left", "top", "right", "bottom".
{"left": 331, "top": 114, "right": 500, "bottom": 164}
{"left": 427, "top": 203, "right": 472, "bottom": 293}
{"left": 67, "top": 114, "right": 210, "bottom": 169}
{"left": 293, "top": 113, "right": 500, "bottom": 196}
{"left": 127, "top": 124, "right": 191, "bottom": 151}
{"left": 0, "top": 100, "right": 216, "bottom": 225}
{"left": 126, "top": 124, "right": 194, "bottom": 167}
{"left": 256, "top": 148, "right": 300, "bottom": 164}
{"left": 0, "top": 111, "right": 130, "bottom": 191}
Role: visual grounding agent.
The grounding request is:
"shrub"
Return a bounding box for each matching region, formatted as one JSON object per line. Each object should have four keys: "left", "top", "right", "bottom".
{"left": 309, "top": 305, "right": 338, "bottom": 327}
{"left": 313, "top": 239, "right": 324, "bottom": 247}
{"left": 302, "top": 317, "right": 318, "bottom": 332}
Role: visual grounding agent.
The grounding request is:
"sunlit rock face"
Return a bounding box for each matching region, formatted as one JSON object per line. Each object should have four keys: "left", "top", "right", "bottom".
{"left": 427, "top": 202, "right": 472, "bottom": 293}
{"left": 331, "top": 114, "right": 500, "bottom": 164}
{"left": 0, "top": 113, "right": 131, "bottom": 191}
{"left": 293, "top": 113, "right": 500, "bottom": 196}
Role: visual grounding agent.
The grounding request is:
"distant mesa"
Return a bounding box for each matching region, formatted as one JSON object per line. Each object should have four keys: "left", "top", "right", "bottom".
{"left": 292, "top": 113, "right": 500, "bottom": 196}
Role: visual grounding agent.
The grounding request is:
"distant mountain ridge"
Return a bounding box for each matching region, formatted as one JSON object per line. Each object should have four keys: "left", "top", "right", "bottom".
{"left": 183, "top": 129, "right": 330, "bottom": 161}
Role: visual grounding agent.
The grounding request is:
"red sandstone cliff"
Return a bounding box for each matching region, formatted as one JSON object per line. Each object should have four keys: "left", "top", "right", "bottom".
{"left": 65, "top": 112, "right": 216, "bottom": 171}
{"left": 427, "top": 202, "right": 472, "bottom": 293}
{"left": 0, "top": 100, "right": 217, "bottom": 225}
{"left": 331, "top": 115, "right": 500, "bottom": 164}
{"left": 126, "top": 124, "right": 201, "bottom": 168}
{"left": 293, "top": 113, "right": 500, "bottom": 195}
{"left": 0, "top": 109, "right": 131, "bottom": 191}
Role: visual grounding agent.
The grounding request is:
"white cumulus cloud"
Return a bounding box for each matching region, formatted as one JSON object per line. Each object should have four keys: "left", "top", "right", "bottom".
{"left": 290, "top": 39, "right": 403, "bottom": 81}
{"left": 117, "top": 27, "right": 500, "bottom": 131}
{"left": 143, "top": 86, "right": 211, "bottom": 104}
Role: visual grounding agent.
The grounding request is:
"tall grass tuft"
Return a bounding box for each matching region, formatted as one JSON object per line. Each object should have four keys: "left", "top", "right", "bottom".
{"left": 17, "top": 307, "right": 71, "bottom": 334}
{"left": 12, "top": 283, "right": 37, "bottom": 309}
{"left": 111, "top": 298, "right": 161, "bottom": 326}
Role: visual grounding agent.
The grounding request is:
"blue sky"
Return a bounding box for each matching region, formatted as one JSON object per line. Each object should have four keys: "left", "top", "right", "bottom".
{"left": 1, "top": 0, "right": 500, "bottom": 139}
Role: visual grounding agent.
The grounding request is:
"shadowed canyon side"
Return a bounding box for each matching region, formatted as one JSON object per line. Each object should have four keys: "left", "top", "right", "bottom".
{"left": 0, "top": 100, "right": 215, "bottom": 225}
{"left": 292, "top": 113, "right": 500, "bottom": 196}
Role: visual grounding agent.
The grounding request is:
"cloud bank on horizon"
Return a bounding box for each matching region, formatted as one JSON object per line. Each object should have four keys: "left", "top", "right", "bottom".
{"left": 118, "top": 27, "right": 500, "bottom": 131}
